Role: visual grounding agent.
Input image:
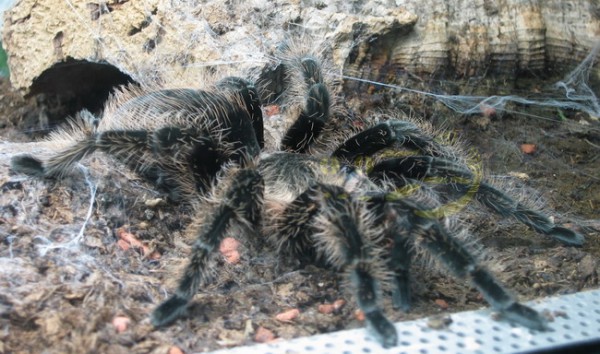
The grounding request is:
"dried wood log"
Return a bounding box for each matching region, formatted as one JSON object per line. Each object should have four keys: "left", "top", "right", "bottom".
{"left": 3, "top": 0, "right": 598, "bottom": 91}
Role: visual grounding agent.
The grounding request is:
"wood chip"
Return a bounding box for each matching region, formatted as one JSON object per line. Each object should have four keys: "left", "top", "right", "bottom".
{"left": 507, "top": 171, "right": 530, "bottom": 181}
{"left": 144, "top": 198, "right": 165, "bottom": 207}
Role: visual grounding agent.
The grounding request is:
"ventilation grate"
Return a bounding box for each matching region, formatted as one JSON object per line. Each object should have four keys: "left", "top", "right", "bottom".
{"left": 206, "top": 289, "right": 600, "bottom": 354}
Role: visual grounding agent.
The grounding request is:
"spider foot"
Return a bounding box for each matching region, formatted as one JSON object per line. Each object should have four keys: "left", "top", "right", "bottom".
{"left": 391, "top": 277, "right": 411, "bottom": 312}
{"left": 501, "top": 302, "right": 549, "bottom": 331}
{"left": 365, "top": 311, "right": 398, "bottom": 348}
{"left": 547, "top": 226, "right": 585, "bottom": 246}
{"left": 11, "top": 155, "right": 45, "bottom": 177}
{"left": 151, "top": 294, "right": 189, "bottom": 327}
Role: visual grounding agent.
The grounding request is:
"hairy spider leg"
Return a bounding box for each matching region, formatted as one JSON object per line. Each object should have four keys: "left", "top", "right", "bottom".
{"left": 384, "top": 224, "right": 412, "bottom": 312}
{"left": 474, "top": 183, "right": 585, "bottom": 245}
{"left": 369, "top": 156, "right": 585, "bottom": 246}
{"left": 272, "top": 188, "right": 322, "bottom": 264}
{"left": 332, "top": 120, "right": 442, "bottom": 162}
{"left": 276, "top": 183, "right": 397, "bottom": 348}
{"left": 151, "top": 168, "right": 264, "bottom": 327}
{"left": 331, "top": 119, "right": 583, "bottom": 246}
{"left": 11, "top": 126, "right": 225, "bottom": 198}
{"left": 281, "top": 57, "right": 331, "bottom": 153}
{"left": 11, "top": 82, "right": 261, "bottom": 189}
{"left": 152, "top": 126, "right": 227, "bottom": 196}
{"left": 384, "top": 198, "right": 549, "bottom": 331}
{"left": 188, "top": 85, "right": 261, "bottom": 161}
{"left": 215, "top": 77, "right": 264, "bottom": 149}
{"left": 367, "top": 194, "right": 413, "bottom": 312}
{"left": 11, "top": 130, "right": 151, "bottom": 178}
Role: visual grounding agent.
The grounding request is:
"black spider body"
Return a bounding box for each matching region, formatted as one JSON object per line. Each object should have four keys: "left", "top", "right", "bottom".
{"left": 11, "top": 52, "right": 584, "bottom": 348}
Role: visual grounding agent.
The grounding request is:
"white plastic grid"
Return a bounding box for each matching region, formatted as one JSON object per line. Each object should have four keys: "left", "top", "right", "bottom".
{"left": 206, "top": 289, "right": 600, "bottom": 354}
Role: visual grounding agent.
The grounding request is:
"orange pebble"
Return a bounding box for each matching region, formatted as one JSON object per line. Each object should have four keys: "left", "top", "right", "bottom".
{"left": 116, "top": 228, "right": 152, "bottom": 256}
{"left": 319, "top": 299, "right": 346, "bottom": 314}
{"left": 149, "top": 250, "right": 162, "bottom": 260}
{"left": 318, "top": 303, "right": 335, "bottom": 314}
{"left": 275, "top": 308, "right": 300, "bottom": 322}
{"left": 265, "top": 105, "right": 280, "bottom": 116}
{"left": 354, "top": 309, "right": 365, "bottom": 321}
{"left": 480, "top": 103, "right": 497, "bottom": 118}
{"left": 333, "top": 299, "right": 346, "bottom": 311}
{"left": 254, "top": 326, "right": 276, "bottom": 343}
{"left": 117, "top": 239, "right": 130, "bottom": 251}
{"left": 219, "top": 237, "right": 241, "bottom": 264}
{"left": 435, "top": 299, "right": 449, "bottom": 310}
{"left": 520, "top": 143, "right": 536, "bottom": 154}
{"left": 112, "top": 316, "right": 130, "bottom": 333}
{"left": 168, "top": 346, "right": 184, "bottom": 354}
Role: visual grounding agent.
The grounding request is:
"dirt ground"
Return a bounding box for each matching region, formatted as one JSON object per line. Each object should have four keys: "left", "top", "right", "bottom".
{"left": 0, "top": 66, "right": 599, "bottom": 354}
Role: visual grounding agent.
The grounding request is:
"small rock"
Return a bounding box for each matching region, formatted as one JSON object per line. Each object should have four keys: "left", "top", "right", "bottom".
{"left": 427, "top": 315, "right": 453, "bottom": 330}
{"left": 168, "top": 346, "right": 184, "bottom": 354}
{"left": 254, "top": 326, "right": 276, "bottom": 343}
{"left": 275, "top": 308, "right": 300, "bottom": 322}
{"left": 434, "top": 299, "right": 449, "bottom": 310}
{"left": 520, "top": 143, "right": 536, "bottom": 154}
{"left": 144, "top": 198, "right": 165, "bottom": 208}
{"left": 112, "top": 316, "right": 130, "bottom": 333}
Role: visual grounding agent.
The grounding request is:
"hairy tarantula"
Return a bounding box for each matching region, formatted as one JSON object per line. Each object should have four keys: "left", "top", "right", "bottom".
{"left": 11, "top": 51, "right": 584, "bottom": 348}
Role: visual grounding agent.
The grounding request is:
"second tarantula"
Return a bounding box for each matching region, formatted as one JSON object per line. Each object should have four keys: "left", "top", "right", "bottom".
{"left": 11, "top": 51, "right": 584, "bottom": 347}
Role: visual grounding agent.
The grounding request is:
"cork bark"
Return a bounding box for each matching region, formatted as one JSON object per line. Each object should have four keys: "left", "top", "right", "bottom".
{"left": 2, "top": 0, "right": 599, "bottom": 94}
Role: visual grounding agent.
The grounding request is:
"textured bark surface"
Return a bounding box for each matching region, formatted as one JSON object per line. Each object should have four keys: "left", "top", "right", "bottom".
{"left": 2, "top": 0, "right": 599, "bottom": 94}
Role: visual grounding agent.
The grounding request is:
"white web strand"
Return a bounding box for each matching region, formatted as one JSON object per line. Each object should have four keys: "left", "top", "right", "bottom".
{"left": 35, "top": 164, "right": 97, "bottom": 256}
{"left": 340, "top": 41, "right": 600, "bottom": 119}
{"left": 554, "top": 41, "right": 600, "bottom": 117}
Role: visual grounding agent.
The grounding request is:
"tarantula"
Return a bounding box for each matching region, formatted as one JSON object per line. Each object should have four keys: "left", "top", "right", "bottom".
{"left": 11, "top": 50, "right": 584, "bottom": 348}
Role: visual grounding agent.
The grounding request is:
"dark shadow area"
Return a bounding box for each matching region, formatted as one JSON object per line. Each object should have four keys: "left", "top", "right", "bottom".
{"left": 24, "top": 57, "right": 136, "bottom": 136}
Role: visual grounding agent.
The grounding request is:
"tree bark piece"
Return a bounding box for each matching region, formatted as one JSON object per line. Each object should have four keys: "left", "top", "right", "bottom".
{"left": 2, "top": 0, "right": 598, "bottom": 95}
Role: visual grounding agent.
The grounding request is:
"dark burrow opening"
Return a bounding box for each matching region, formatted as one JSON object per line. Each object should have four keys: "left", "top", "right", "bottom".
{"left": 23, "top": 57, "right": 136, "bottom": 136}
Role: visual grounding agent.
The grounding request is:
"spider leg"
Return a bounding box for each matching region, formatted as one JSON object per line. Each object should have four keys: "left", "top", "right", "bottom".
{"left": 369, "top": 156, "right": 585, "bottom": 246}
{"left": 151, "top": 167, "right": 263, "bottom": 327}
{"left": 12, "top": 87, "right": 260, "bottom": 190}
{"left": 276, "top": 183, "right": 397, "bottom": 347}
{"left": 11, "top": 126, "right": 224, "bottom": 198}
{"left": 332, "top": 120, "right": 441, "bottom": 162}
{"left": 385, "top": 199, "right": 548, "bottom": 331}
{"left": 11, "top": 130, "right": 151, "bottom": 178}
{"left": 152, "top": 126, "right": 226, "bottom": 196}
{"left": 388, "top": 234, "right": 412, "bottom": 311}
{"left": 367, "top": 195, "right": 413, "bottom": 312}
{"left": 271, "top": 188, "right": 321, "bottom": 264}
{"left": 474, "top": 183, "right": 584, "bottom": 245}
{"left": 216, "top": 77, "right": 264, "bottom": 149}
{"left": 281, "top": 57, "right": 331, "bottom": 153}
